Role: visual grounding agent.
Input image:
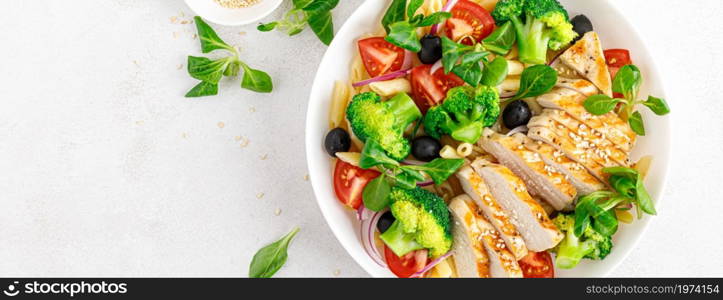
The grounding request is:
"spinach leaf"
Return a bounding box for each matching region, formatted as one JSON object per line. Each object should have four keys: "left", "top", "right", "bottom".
{"left": 393, "top": 172, "right": 419, "bottom": 189}
{"left": 293, "top": 0, "right": 314, "bottom": 9}
{"left": 404, "top": 158, "right": 464, "bottom": 185}
{"left": 187, "top": 56, "right": 234, "bottom": 84}
{"left": 407, "top": 0, "right": 425, "bottom": 19}
{"left": 302, "top": 0, "right": 339, "bottom": 13}
{"left": 612, "top": 64, "right": 642, "bottom": 99}
{"left": 603, "top": 167, "right": 638, "bottom": 179}
{"left": 583, "top": 94, "right": 623, "bottom": 115}
{"left": 512, "top": 64, "right": 557, "bottom": 100}
{"left": 590, "top": 209, "right": 618, "bottom": 237}
{"left": 482, "top": 21, "right": 516, "bottom": 55}
{"left": 258, "top": 1, "right": 337, "bottom": 45}
{"left": 187, "top": 17, "right": 273, "bottom": 97}
{"left": 453, "top": 62, "right": 483, "bottom": 86}
{"left": 381, "top": 0, "right": 407, "bottom": 33}
{"left": 257, "top": 22, "right": 279, "bottom": 32}
{"left": 185, "top": 81, "right": 218, "bottom": 98}
{"left": 635, "top": 173, "right": 656, "bottom": 216}
{"left": 441, "top": 36, "right": 470, "bottom": 74}
{"left": 417, "top": 12, "right": 452, "bottom": 27}
{"left": 628, "top": 111, "right": 645, "bottom": 136}
{"left": 307, "top": 10, "right": 335, "bottom": 45}
{"left": 609, "top": 175, "right": 636, "bottom": 198}
{"left": 362, "top": 174, "right": 392, "bottom": 211}
{"left": 241, "top": 63, "right": 273, "bottom": 93}
{"left": 643, "top": 95, "right": 670, "bottom": 116}
{"left": 386, "top": 21, "right": 422, "bottom": 52}
{"left": 481, "top": 56, "right": 509, "bottom": 87}
{"left": 193, "top": 16, "right": 235, "bottom": 53}
{"left": 359, "top": 140, "right": 400, "bottom": 169}
{"left": 249, "top": 227, "right": 300, "bottom": 278}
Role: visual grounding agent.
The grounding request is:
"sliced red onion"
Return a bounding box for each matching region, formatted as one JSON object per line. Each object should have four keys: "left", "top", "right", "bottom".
{"left": 357, "top": 205, "right": 374, "bottom": 221}
{"left": 402, "top": 50, "right": 414, "bottom": 70}
{"left": 417, "top": 180, "right": 434, "bottom": 187}
{"left": 429, "top": 0, "right": 458, "bottom": 35}
{"left": 361, "top": 209, "right": 388, "bottom": 267}
{"left": 506, "top": 125, "right": 529, "bottom": 136}
{"left": 410, "top": 250, "right": 454, "bottom": 278}
{"left": 401, "top": 159, "right": 426, "bottom": 166}
{"left": 429, "top": 60, "right": 443, "bottom": 75}
{"left": 352, "top": 69, "right": 411, "bottom": 87}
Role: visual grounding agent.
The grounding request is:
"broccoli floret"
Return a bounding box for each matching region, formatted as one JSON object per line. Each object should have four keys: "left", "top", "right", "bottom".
{"left": 346, "top": 92, "right": 422, "bottom": 161}
{"left": 423, "top": 86, "right": 500, "bottom": 143}
{"left": 551, "top": 214, "right": 614, "bottom": 269}
{"left": 379, "top": 187, "right": 452, "bottom": 258}
{"left": 492, "top": 0, "right": 577, "bottom": 64}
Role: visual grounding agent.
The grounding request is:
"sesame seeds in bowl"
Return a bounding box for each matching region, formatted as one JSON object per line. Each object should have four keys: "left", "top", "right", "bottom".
{"left": 184, "top": 0, "right": 282, "bottom": 26}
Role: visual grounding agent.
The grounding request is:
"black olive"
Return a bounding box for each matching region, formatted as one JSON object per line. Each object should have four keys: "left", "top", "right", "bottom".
{"left": 571, "top": 14, "right": 593, "bottom": 41}
{"left": 324, "top": 128, "right": 351, "bottom": 157}
{"left": 418, "top": 35, "right": 442, "bottom": 65}
{"left": 502, "top": 100, "right": 532, "bottom": 129}
{"left": 376, "top": 211, "right": 396, "bottom": 233}
{"left": 411, "top": 136, "right": 442, "bottom": 162}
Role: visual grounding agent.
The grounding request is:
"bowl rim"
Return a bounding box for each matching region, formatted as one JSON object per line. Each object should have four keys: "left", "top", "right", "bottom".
{"left": 305, "top": 0, "right": 671, "bottom": 278}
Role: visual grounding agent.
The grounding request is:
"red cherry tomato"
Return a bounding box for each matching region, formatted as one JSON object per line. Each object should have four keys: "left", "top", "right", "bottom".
{"left": 603, "top": 49, "right": 632, "bottom": 80}
{"left": 384, "top": 246, "right": 428, "bottom": 278}
{"left": 518, "top": 251, "right": 555, "bottom": 278}
{"left": 333, "top": 160, "right": 379, "bottom": 209}
{"left": 445, "top": 0, "right": 496, "bottom": 45}
{"left": 410, "top": 65, "right": 465, "bottom": 113}
{"left": 358, "top": 37, "right": 406, "bottom": 78}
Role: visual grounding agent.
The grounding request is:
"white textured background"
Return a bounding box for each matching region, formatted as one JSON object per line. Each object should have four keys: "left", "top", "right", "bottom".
{"left": 0, "top": 0, "right": 721, "bottom": 277}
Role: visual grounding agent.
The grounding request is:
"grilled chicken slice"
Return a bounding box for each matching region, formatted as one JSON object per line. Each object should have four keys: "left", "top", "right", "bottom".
{"left": 559, "top": 31, "right": 612, "bottom": 97}
{"left": 449, "top": 195, "right": 523, "bottom": 278}
{"left": 537, "top": 88, "right": 636, "bottom": 151}
{"left": 470, "top": 159, "right": 563, "bottom": 251}
{"left": 479, "top": 129, "right": 576, "bottom": 211}
{"left": 527, "top": 126, "right": 608, "bottom": 182}
{"left": 556, "top": 78, "right": 599, "bottom": 96}
{"left": 449, "top": 195, "right": 491, "bottom": 278}
{"left": 521, "top": 136, "right": 607, "bottom": 195}
{"left": 456, "top": 166, "right": 528, "bottom": 260}
{"left": 530, "top": 112, "right": 630, "bottom": 167}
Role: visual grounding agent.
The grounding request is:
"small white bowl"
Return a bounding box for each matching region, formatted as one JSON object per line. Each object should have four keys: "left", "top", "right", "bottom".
{"left": 184, "top": 0, "right": 283, "bottom": 26}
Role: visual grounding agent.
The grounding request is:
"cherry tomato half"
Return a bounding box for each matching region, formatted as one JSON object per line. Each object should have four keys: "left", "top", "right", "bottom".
{"left": 410, "top": 65, "right": 465, "bottom": 113}
{"left": 384, "top": 246, "right": 428, "bottom": 278}
{"left": 445, "top": 0, "right": 496, "bottom": 45}
{"left": 333, "top": 160, "right": 379, "bottom": 209}
{"left": 358, "top": 37, "right": 406, "bottom": 78}
{"left": 518, "top": 251, "right": 555, "bottom": 278}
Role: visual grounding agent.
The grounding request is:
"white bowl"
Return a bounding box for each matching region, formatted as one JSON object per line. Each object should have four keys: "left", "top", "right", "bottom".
{"left": 305, "top": 0, "right": 670, "bottom": 277}
{"left": 184, "top": 0, "right": 283, "bottom": 26}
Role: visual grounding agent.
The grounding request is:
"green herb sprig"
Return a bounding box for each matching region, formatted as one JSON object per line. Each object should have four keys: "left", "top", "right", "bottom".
{"left": 382, "top": 0, "right": 451, "bottom": 52}
{"left": 248, "top": 227, "right": 300, "bottom": 278}
{"left": 359, "top": 140, "right": 463, "bottom": 211}
{"left": 583, "top": 64, "right": 670, "bottom": 136}
{"left": 257, "top": 0, "right": 338, "bottom": 45}
{"left": 186, "top": 17, "right": 273, "bottom": 97}
{"left": 572, "top": 166, "right": 656, "bottom": 238}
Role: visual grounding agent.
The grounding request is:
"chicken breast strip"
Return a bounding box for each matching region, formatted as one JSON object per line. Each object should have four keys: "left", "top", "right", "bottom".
{"left": 470, "top": 159, "right": 563, "bottom": 251}
{"left": 536, "top": 88, "right": 636, "bottom": 151}
{"left": 559, "top": 32, "right": 613, "bottom": 97}
{"left": 479, "top": 129, "right": 576, "bottom": 211}
{"left": 521, "top": 135, "right": 607, "bottom": 195}
{"left": 449, "top": 195, "right": 523, "bottom": 278}
{"left": 456, "top": 166, "right": 528, "bottom": 260}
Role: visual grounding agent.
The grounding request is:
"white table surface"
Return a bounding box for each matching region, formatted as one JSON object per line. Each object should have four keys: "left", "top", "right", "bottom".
{"left": 1, "top": 0, "right": 721, "bottom": 277}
